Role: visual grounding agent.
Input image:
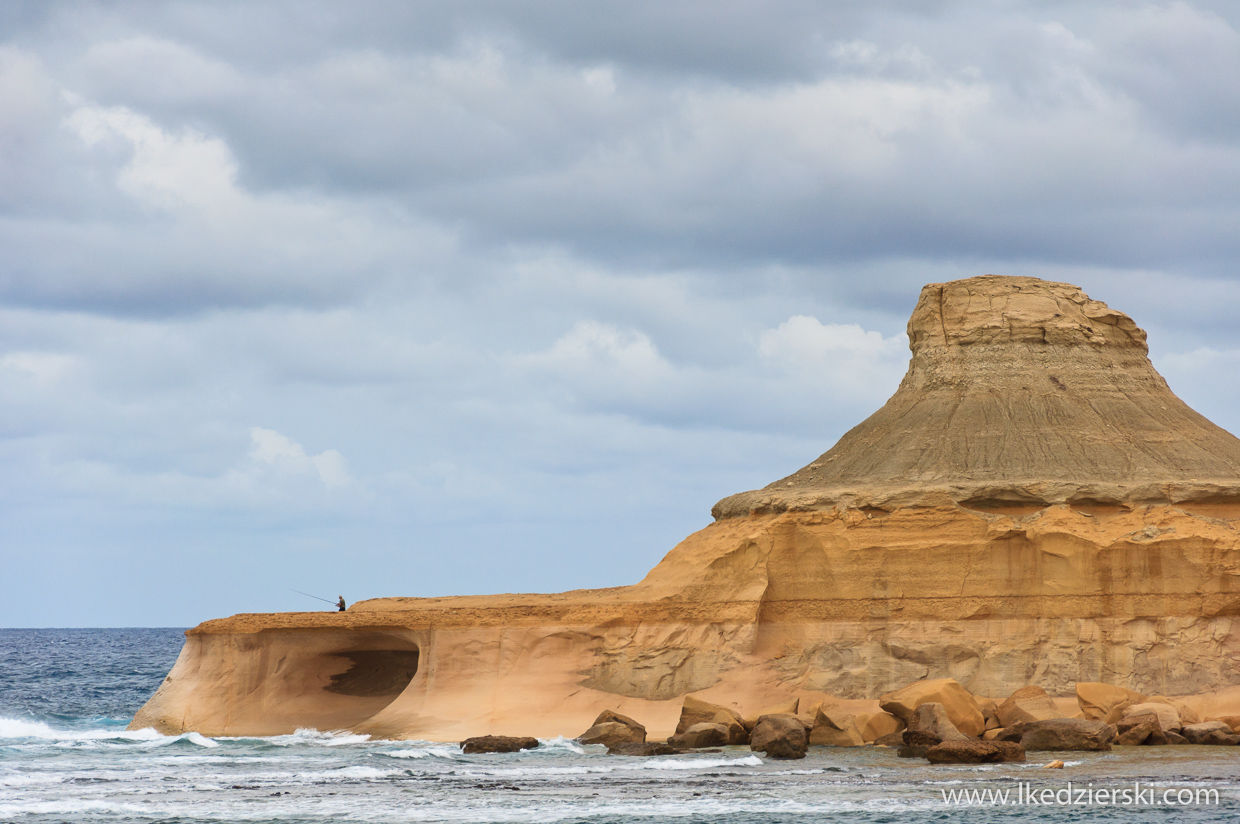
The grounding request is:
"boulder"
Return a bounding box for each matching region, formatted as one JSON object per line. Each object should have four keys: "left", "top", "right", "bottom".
{"left": 1173, "top": 703, "right": 1200, "bottom": 725}
{"left": 992, "top": 740, "right": 1027, "bottom": 762}
{"left": 997, "top": 686, "right": 1063, "bottom": 727}
{"left": 994, "top": 722, "right": 1031, "bottom": 743}
{"left": 975, "top": 697, "right": 1001, "bottom": 730}
{"left": 1180, "top": 722, "right": 1240, "bottom": 745}
{"left": 879, "top": 678, "right": 985, "bottom": 737}
{"left": 668, "top": 722, "right": 730, "bottom": 749}
{"left": 461, "top": 735, "right": 539, "bottom": 754}
{"left": 982, "top": 728, "right": 1005, "bottom": 741}
{"left": 1116, "top": 718, "right": 1159, "bottom": 746}
{"left": 1103, "top": 700, "right": 1137, "bottom": 726}
{"left": 1044, "top": 760, "right": 1065, "bottom": 769}
{"left": 749, "top": 714, "right": 808, "bottom": 760}
{"left": 908, "top": 702, "right": 969, "bottom": 742}
{"left": 1020, "top": 719, "right": 1114, "bottom": 752}
{"left": 709, "top": 710, "right": 750, "bottom": 745}
{"left": 925, "top": 740, "right": 1026, "bottom": 764}
{"left": 742, "top": 698, "right": 799, "bottom": 731}
{"left": 607, "top": 742, "right": 683, "bottom": 756}
{"left": 796, "top": 700, "right": 823, "bottom": 730}
{"left": 1165, "top": 731, "right": 1189, "bottom": 745}
{"left": 1122, "top": 703, "right": 1181, "bottom": 732}
{"left": 808, "top": 704, "right": 864, "bottom": 747}
{"left": 677, "top": 695, "right": 746, "bottom": 735}
{"left": 594, "top": 710, "right": 647, "bottom": 737}
{"left": 578, "top": 710, "right": 646, "bottom": 747}
{"left": 873, "top": 731, "right": 905, "bottom": 747}
{"left": 854, "top": 711, "right": 904, "bottom": 742}
{"left": 579, "top": 721, "right": 642, "bottom": 748}
{"left": 898, "top": 729, "right": 941, "bottom": 758}
{"left": 1213, "top": 716, "right": 1240, "bottom": 733}
{"left": 1075, "top": 683, "right": 1144, "bottom": 721}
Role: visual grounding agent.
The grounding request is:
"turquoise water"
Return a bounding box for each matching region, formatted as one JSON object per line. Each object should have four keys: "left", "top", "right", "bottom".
{"left": 2, "top": 628, "right": 1238, "bottom": 822}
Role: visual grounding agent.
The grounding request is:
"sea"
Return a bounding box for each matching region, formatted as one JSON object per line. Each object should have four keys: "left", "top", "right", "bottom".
{"left": 1, "top": 628, "right": 1238, "bottom": 823}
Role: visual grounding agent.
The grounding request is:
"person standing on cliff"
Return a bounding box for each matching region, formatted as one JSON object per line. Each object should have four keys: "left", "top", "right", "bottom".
{"left": 336, "top": 596, "right": 346, "bottom": 612}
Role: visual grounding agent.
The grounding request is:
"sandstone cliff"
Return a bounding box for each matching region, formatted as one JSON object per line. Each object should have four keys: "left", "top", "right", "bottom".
{"left": 131, "top": 275, "right": 1240, "bottom": 741}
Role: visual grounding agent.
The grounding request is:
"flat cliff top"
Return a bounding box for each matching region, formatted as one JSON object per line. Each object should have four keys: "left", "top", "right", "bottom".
{"left": 715, "top": 275, "right": 1240, "bottom": 517}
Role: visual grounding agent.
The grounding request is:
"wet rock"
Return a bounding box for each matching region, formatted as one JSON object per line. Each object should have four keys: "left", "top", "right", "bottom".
{"left": 750, "top": 714, "right": 808, "bottom": 760}
{"left": 1180, "top": 722, "right": 1240, "bottom": 745}
{"left": 873, "top": 731, "right": 905, "bottom": 747}
{"left": 461, "top": 736, "right": 539, "bottom": 754}
{"left": 925, "top": 740, "right": 1026, "bottom": 764}
{"left": 1020, "top": 719, "right": 1115, "bottom": 752}
{"left": 668, "top": 722, "right": 730, "bottom": 749}
{"left": 897, "top": 729, "right": 941, "bottom": 758}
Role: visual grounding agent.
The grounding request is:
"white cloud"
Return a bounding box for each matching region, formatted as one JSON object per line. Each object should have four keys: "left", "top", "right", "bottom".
{"left": 66, "top": 103, "right": 240, "bottom": 210}
{"left": 248, "top": 427, "right": 353, "bottom": 489}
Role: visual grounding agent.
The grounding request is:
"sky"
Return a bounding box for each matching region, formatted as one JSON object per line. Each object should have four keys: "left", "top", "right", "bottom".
{"left": 3, "top": 1, "right": 1240, "bottom": 627}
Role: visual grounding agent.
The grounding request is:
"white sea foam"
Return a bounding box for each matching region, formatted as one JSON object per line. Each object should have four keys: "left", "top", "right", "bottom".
{"left": 385, "top": 746, "right": 459, "bottom": 759}
{"left": 0, "top": 773, "right": 65, "bottom": 787}
{"left": 534, "top": 736, "right": 586, "bottom": 754}
{"left": 294, "top": 765, "right": 403, "bottom": 781}
{"left": 261, "top": 728, "right": 373, "bottom": 747}
{"left": 631, "top": 754, "right": 764, "bottom": 770}
{"left": 0, "top": 717, "right": 216, "bottom": 747}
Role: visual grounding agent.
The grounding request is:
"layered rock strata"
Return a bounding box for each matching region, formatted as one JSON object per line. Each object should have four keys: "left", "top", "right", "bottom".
{"left": 132, "top": 275, "right": 1240, "bottom": 741}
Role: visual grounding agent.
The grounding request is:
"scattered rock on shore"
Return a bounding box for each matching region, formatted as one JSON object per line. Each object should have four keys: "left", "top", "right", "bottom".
{"left": 461, "top": 736, "right": 539, "bottom": 754}
{"left": 669, "top": 722, "right": 730, "bottom": 749}
{"left": 1020, "top": 719, "right": 1115, "bottom": 752}
{"left": 750, "top": 714, "right": 807, "bottom": 760}
{"left": 997, "top": 686, "right": 1063, "bottom": 727}
{"left": 925, "top": 740, "right": 1025, "bottom": 764}
{"left": 898, "top": 729, "right": 941, "bottom": 758}
{"left": 908, "top": 702, "right": 969, "bottom": 742}
{"left": 1181, "top": 722, "right": 1240, "bottom": 745}
{"left": 879, "top": 678, "right": 985, "bottom": 737}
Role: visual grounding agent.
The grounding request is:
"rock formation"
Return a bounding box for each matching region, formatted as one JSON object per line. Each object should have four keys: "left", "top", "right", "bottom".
{"left": 131, "top": 275, "right": 1240, "bottom": 741}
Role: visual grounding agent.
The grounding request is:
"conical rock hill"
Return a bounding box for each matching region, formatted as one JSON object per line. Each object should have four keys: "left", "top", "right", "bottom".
{"left": 716, "top": 275, "right": 1240, "bottom": 517}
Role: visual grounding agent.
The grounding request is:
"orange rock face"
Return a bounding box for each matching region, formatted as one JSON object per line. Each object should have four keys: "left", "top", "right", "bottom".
{"left": 131, "top": 275, "right": 1240, "bottom": 740}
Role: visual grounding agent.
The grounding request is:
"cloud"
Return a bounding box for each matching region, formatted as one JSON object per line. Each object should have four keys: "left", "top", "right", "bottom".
{"left": 3, "top": 1, "right": 1240, "bottom": 625}
{"left": 247, "top": 427, "right": 353, "bottom": 490}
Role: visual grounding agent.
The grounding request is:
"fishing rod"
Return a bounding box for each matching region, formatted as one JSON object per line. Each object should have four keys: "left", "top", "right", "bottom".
{"left": 291, "top": 589, "right": 337, "bottom": 606}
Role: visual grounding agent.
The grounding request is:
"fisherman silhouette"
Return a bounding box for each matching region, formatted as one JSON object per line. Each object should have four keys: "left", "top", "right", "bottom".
{"left": 337, "top": 596, "right": 346, "bottom": 612}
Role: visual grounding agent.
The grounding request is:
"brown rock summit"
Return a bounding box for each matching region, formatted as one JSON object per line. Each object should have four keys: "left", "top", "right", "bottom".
{"left": 716, "top": 275, "right": 1240, "bottom": 517}
{"left": 131, "top": 275, "right": 1240, "bottom": 741}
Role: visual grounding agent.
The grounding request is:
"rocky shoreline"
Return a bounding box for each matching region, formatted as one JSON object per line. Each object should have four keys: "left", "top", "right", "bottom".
{"left": 463, "top": 677, "right": 1240, "bottom": 764}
